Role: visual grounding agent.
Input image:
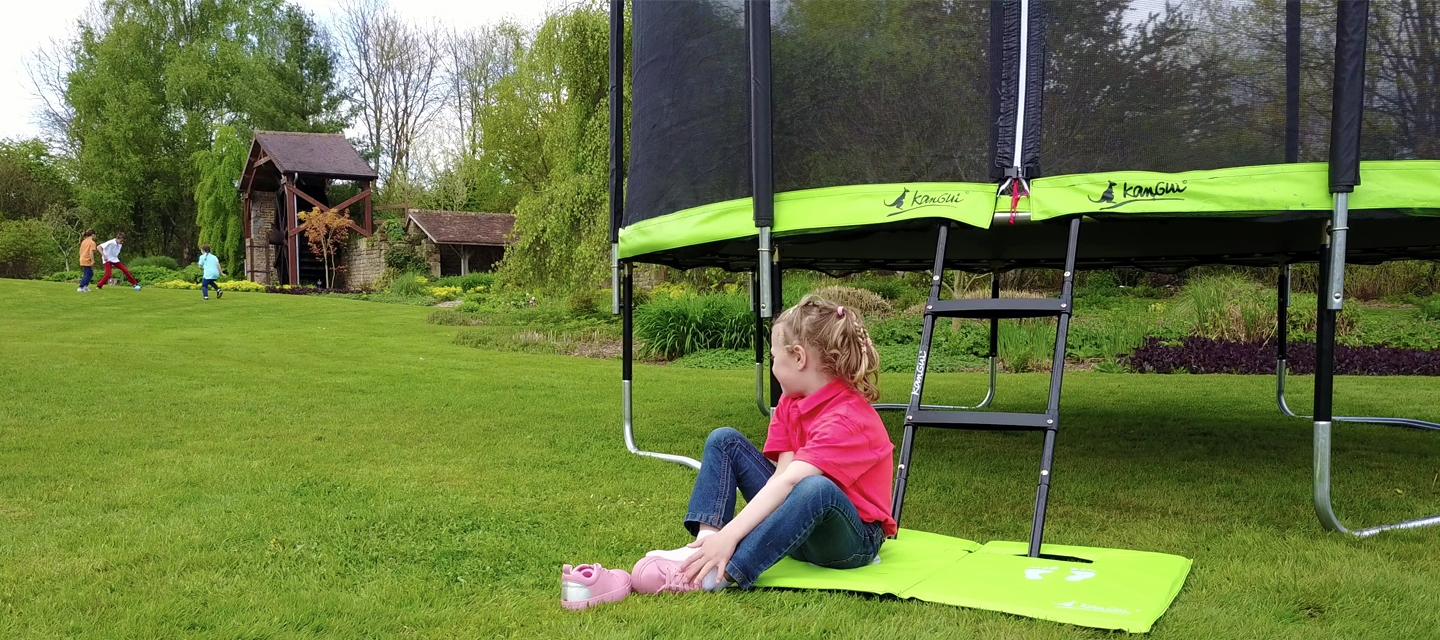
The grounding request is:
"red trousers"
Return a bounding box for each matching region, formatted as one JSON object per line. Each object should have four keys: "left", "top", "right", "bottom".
{"left": 98, "top": 261, "right": 137, "bottom": 287}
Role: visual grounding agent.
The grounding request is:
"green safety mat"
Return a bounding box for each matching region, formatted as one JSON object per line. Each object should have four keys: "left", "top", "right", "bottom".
{"left": 753, "top": 530, "right": 1192, "bottom": 633}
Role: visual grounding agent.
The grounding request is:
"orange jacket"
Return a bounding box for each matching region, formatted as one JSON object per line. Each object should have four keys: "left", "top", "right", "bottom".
{"left": 79, "top": 238, "right": 97, "bottom": 267}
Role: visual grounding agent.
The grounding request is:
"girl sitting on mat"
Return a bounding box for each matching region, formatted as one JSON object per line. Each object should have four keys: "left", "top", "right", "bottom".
{"left": 563, "top": 295, "right": 895, "bottom": 609}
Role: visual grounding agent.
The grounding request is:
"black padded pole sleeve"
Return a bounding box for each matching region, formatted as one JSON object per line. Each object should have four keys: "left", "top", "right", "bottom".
{"left": 623, "top": 263, "right": 634, "bottom": 380}
{"left": 989, "top": 0, "right": 1005, "bottom": 181}
{"left": 747, "top": 0, "right": 774, "bottom": 227}
{"left": 992, "top": 0, "right": 1020, "bottom": 179}
{"left": 1329, "top": 0, "right": 1369, "bottom": 193}
{"left": 1285, "top": 0, "right": 1301, "bottom": 164}
{"left": 1020, "top": 0, "right": 1047, "bottom": 178}
{"left": 1315, "top": 247, "right": 1335, "bottom": 421}
{"left": 608, "top": 0, "right": 624, "bottom": 243}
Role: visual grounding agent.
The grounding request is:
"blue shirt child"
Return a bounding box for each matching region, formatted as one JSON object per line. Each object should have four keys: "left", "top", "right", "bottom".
{"left": 199, "top": 252, "right": 221, "bottom": 280}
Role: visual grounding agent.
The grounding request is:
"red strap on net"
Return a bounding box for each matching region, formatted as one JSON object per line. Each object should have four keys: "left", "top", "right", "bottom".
{"left": 1009, "top": 179, "right": 1028, "bottom": 225}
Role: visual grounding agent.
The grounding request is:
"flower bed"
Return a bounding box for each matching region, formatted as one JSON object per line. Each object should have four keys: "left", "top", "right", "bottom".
{"left": 1126, "top": 337, "right": 1440, "bottom": 375}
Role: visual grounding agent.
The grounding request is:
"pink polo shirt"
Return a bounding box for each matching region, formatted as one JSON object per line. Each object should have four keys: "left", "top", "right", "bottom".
{"left": 763, "top": 379, "right": 897, "bottom": 537}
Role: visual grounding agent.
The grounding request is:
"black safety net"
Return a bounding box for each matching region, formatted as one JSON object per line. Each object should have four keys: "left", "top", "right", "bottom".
{"left": 770, "top": 0, "right": 994, "bottom": 191}
{"left": 1365, "top": 0, "right": 1440, "bottom": 160}
{"left": 1043, "top": 0, "right": 1315, "bottom": 174}
{"left": 623, "top": 0, "right": 749, "bottom": 228}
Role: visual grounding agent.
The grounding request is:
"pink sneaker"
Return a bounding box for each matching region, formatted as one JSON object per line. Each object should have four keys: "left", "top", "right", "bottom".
{"left": 561, "top": 564, "right": 632, "bottom": 610}
{"left": 631, "top": 556, "right": 730, "bottom": 594}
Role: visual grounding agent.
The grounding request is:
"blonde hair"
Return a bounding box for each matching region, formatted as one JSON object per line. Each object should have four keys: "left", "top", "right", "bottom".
{"left": 774, "top": 294, "right": 882, "bottom": 402}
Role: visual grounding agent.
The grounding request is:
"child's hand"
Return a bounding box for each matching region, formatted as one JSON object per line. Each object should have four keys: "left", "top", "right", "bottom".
{"left": 679, "top": 531, "right": 738, "bottom": 586}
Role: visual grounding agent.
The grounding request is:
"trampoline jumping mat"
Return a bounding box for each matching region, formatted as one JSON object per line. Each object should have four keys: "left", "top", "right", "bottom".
{"left": 752, "top": 529, "right": 1192, "bottom": 633}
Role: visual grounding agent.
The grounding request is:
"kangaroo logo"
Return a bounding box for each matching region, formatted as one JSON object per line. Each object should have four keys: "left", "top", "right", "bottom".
{"left": 1090, "top": 180, "right": 1187, "bottom": 210}
{"left": 885, "top": 188, "right": 909, "bottom": 210}
{"left": 1089, "top": 181, "right": 1117, "bottom": 204}
{"left": 883, "top": 187, "right": 965, "bottom": 217}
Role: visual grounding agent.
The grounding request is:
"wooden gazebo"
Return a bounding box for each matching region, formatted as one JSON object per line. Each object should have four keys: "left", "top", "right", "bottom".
{"left": 238, "top": 131, "right": 379, "bottom": 285}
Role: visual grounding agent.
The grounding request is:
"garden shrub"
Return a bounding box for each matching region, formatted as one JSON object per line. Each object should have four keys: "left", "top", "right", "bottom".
{"left": 568, "top": 288, "right": 600, "bottom": 314}
{"left": 0, "top": 219, "right": 54, "bottom": 279}
{"left": 426, "top": 286, "right": 463, "bottom": 301}
{"left": 217, "top": 280, "right": 265, "bottom": 292}
{"left": 435, "top": 272, "right": 497, "bottom": 291}
{"left": 46, "top": 270, "right": 81, "bottom": 282}
{"left": 127, "top": 265, "right": 182, "bottom": 285}
{"left": 153, "top": 280, "right": 199, "bottom": 290}
{"left": 850, "top": 276, "right": 911, "bottom": 301}
{"left": 389, "top": 272, "right": 430, "bottom": 297}
{"left": 130, "top": 255, "right": 179, "bottom": 270}
{"left": 635, "top": 292, "right": 751, "bottom": 359}
{"left": 672, "top": 349, "right": 753, "bottom": 370}
{"left": 1418, "top": 295, "right": 1440, "bottom": 321}
{"left": 1168, "top": 273, "right": 1275, "bottom": 341}
{"left": 809, "top": 285, "right": 892, "bottom": 318}
{"left": 458, "top": 300, "right": 483, "bottom": 313}
{"left": 868, "top": 315, "right": 922, "bottom": 346}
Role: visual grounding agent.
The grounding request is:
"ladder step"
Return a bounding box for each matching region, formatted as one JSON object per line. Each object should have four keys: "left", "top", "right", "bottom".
{"left": 927, "top": 298, "right": 1069, "bottom": 319}
{"left": 909, "top": 410, "right": 1056, "bottom": 431}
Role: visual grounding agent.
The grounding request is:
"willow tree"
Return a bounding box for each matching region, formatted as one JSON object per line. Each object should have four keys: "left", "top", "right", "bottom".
{"left": 486, "top": 4, "right": 627, "bottom": 291}
{"left": 193, "top": 125, "right": 249, "bottom": 275}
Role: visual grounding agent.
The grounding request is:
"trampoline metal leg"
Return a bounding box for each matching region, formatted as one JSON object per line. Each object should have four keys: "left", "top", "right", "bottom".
{"left": 1314, "top": 419, "right": 1440, "bottom": 537}
{"left": 623, "top": 380, "right": 701, "bottom": 470}
{"left": 620, "top": 262, "right": 701, "bottom": 471}
{"left": 755, "top": 362, "right": 770, "bottom": 417}
{"left": 1311, "top": 193, "right": 1440, "bottom": 536}
{"left": 1277, "top": 360, "right": 1301, "bottom": 418}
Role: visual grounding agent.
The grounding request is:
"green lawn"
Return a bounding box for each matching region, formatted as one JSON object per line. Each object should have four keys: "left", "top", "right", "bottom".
{"left": 2, "top": 278, "right": 1438, "bottom": 639}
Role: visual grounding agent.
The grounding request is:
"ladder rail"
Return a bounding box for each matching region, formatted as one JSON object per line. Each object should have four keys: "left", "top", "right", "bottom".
{"left": 1028, "top": 216, "right": 1081, "bottom": 557}
{"left": 890, "top": 223, "right": 952, "bottom": 530}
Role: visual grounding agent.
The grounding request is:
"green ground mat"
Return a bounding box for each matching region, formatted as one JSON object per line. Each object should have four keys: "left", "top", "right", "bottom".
{"left": 753, "top": 530, "right": 1192, "bottom": 633}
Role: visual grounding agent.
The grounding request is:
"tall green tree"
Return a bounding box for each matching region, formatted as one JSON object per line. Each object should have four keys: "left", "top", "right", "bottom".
{"left": 65, "top": 0, "right": 346, "bottom": 259}
{"left": 486, "top": 3, "right": 625, "bottom": 291}
{"left": 0, "top": 139, "right": 74, "bottom": 221}
{"left": 193, "top": 124, "right": 248, "bottom": 275}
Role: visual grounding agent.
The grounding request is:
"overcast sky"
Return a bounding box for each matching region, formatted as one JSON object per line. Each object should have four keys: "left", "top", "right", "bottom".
{"left": 0, "top": 0, "right": 554, "bottom": 142}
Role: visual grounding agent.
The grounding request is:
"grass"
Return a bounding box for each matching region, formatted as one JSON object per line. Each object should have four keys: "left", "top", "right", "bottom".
{"left": 2, "top": 278, "right": 1440, "bottom": 638}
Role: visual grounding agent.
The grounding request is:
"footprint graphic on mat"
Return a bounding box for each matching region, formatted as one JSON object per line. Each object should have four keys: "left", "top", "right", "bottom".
{"left": 1066, "top": 568, "right": 1097, "bottom": 582}
{"left": 1024, "top": 566, "right": 1058, "bottom": 580}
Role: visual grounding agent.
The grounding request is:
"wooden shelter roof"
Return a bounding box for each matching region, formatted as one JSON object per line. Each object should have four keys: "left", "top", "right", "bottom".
{"left": 406, "top": 211, "right": 516, "bottom": 246}
{"left": 250, "top": 131, "right": 378, "bottom": 181}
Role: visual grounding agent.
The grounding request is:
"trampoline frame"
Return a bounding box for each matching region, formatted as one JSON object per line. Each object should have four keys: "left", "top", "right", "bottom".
{"left": 610, "top": 0, "right": 1440, "bottom": 538}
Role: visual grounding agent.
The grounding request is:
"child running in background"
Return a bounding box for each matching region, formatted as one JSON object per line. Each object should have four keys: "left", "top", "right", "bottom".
{"left": 77, "top": 229, "right": 98, "bottom": 292}
{"left": 561, "top": 295, "right": 893, "bottom": 610}
{"left": 95, "top": 232, "right": 139, "bottom": 290}
{"left": 198, "top": 244, "right": 224, "bottom": 300}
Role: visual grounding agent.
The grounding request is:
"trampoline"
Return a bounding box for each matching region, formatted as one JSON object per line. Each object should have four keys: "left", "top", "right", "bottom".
{"left": 606, "top": 1, "right": 1440, "bottom": 621}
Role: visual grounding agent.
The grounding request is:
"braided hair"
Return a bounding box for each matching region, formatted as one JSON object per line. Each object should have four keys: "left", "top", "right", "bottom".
{"left": 774, "top": 294, "right": 882, "bottom": 401}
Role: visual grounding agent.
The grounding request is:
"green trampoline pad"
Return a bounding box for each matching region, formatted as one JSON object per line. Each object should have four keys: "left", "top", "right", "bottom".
{"left": 752, "top": 530, "right": 1192, "bottom": 633}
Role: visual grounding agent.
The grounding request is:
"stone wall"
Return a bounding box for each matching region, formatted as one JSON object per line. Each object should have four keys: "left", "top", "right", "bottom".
{"left": 244, "top": 193, "right": 279, "bottom": 284}
{"left": 418, "top": 237, "right": 442, "bottom": 278}
{"left": 345, "top": 234, "right": 387, "bottom": 289}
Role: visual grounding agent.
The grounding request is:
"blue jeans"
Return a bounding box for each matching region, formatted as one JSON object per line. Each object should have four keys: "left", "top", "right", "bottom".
{"left": 683, "top": 427, "right": 885, "bottom": 589}
{"left": 202, "top": 278, "right": 220, "bottom": 297}
{"left": 80, "top": 266, "right": 93, "bottom": 288}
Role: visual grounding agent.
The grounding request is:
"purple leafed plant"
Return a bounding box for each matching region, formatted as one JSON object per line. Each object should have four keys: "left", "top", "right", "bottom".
{"left": 1126, "top": 337, "right": 1440, "bottom": 376}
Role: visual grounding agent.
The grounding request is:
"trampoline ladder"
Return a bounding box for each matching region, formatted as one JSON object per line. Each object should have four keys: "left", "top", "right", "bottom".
{"left": 891, "top": 217, "right": 1082, "bottom": 558}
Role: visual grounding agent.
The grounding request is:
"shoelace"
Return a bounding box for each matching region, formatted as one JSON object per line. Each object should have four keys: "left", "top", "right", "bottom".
{"left": 659, "top": 563, "right": 696, "bottom": 593}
